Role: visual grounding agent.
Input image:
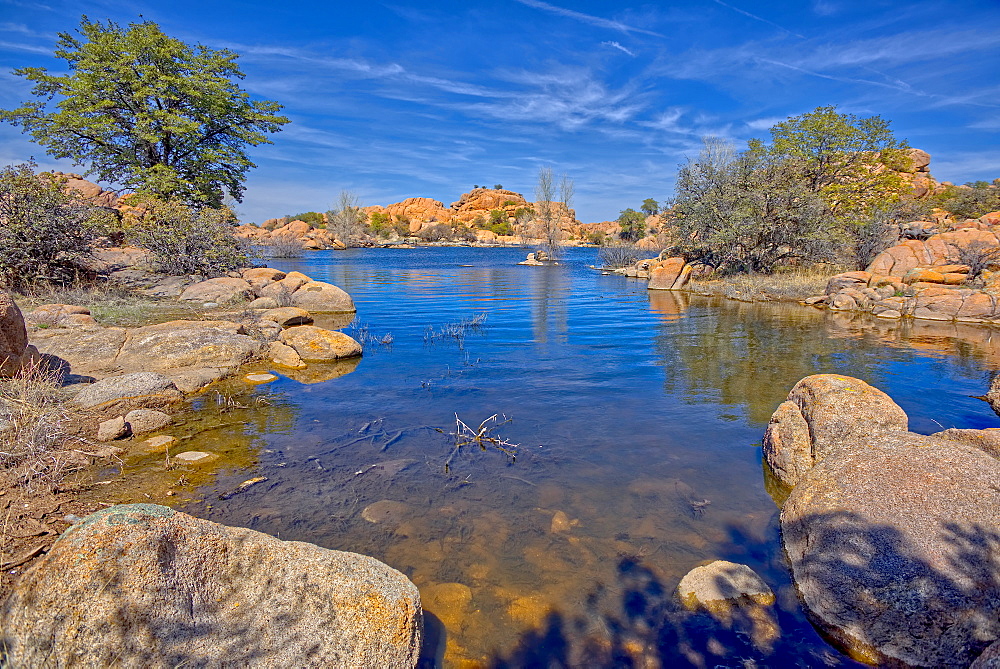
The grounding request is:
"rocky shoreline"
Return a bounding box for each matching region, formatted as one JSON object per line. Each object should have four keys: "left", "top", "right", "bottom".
{"left": 0, "top": 256, "right": 431, "bottom": 665}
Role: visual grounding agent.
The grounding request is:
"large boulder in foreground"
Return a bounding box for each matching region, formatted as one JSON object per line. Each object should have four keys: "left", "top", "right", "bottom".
{"left": 782, "top": 435, "right": 1000, "bottom": 667}
{"left": 763, "top": 374, "right": 909, "bottom": 487}
{"left": 1, "top": 504, "right": 422, "bottom": 668}
{"left": 766, "top": 375, "right": 1000, "bottom": 667}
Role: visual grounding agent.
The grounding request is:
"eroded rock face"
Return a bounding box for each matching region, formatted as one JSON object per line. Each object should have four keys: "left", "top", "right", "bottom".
{"left": 762, "top": 374, "right": 909, "bottom": 487}
{"left": 1, "top": 504, "right": 422, "bottom": 668}
{"left": 647, "top": 258, "right": 692, "bottom": 291}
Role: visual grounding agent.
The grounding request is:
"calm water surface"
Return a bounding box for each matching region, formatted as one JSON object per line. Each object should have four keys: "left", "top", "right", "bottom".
{"left": 121, "top": 247, "right": 1000, "bottom": 667}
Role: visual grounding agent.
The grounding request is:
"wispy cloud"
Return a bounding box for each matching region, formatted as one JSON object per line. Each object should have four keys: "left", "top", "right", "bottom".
{"left": 602, "top": 41, "right": 635, "bottom": 57}
{"left": 710, "top": 0, "right": 805, "bottom": 39}
{"left": 0, "top": 39, "right": 50, "bottom": 54}
{"left": 513, "top": 0, "right": 664, "bottom": 38}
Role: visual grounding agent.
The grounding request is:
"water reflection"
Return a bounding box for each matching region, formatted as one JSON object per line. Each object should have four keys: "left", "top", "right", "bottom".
{"left": 530, "top": 265, "right": 569, "bottom": 346}
{"left": 92, "top": 248, "right": 1000, "bottom": 667}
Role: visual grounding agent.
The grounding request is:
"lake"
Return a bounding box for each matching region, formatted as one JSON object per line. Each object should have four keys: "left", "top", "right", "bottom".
{"left": 132, "top": 246, "right": 1000, "bottom": 667}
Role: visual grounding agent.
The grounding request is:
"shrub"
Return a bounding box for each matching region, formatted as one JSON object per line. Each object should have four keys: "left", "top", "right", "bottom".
{"left": 959, "top": 240, "right": 1000, "bottom": 283}
{"left": 941, "top": 181, "right": 1000, "bottom": 220}
{"left": 286, "top": 211, "right": 324, "bottom": 227}
{"left": 417, "top": 223, "right": 452, "bottom": 241}
{"left": 367, "top": 211, "right": 394, "bottom": 238}
{"left": 451, "top": 223, "right": 477, "bottom": 242}
{"left": 0, "top": 162, "right": 110, "bottom": 290}
{"left": 598, "top": 242, "right": 641, "bottom": 269}
{"left": 261, "top": 236, "right": 304, "bottom": 258}
{"left": 488, "top": 221, "right": 514, "bottom": 236}
{"left": 127, "top": 195, "right": 251, "bottom": 275}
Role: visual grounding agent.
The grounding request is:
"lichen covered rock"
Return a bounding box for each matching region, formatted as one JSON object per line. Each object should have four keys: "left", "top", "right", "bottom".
{"left": 1, "top": 504, "right": 422, "bottom": 668}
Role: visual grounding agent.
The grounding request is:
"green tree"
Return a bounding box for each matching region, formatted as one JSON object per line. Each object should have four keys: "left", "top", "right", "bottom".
{"left": 0, "top": 17, "right": 289, "bottom": 207}
{"left": 640, "top": 198, "right": 659, "bottom": 217}
{"left": 750, "top": 105, "right": 909, "bottom": 219}
{"left": 941, "top": 181, "right": 1000, "bottom": 219}
{"left": 617, "top": 208, "right": 645, "bottom": 242}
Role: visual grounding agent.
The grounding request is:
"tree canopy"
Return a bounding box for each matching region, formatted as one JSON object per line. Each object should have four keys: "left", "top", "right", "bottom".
{"left": 1, "top": 16, "right": 289, "bottom": 207}
{"left": 669, "top": 107, "right": 914, "bottom": 272}
{"left": 617, "top": 208, "right": 645, "bottom": 242}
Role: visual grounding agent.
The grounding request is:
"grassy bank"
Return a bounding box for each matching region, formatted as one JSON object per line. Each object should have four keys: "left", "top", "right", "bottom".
{"left": 687, "top": 267, "right": 837, "bottom": 303}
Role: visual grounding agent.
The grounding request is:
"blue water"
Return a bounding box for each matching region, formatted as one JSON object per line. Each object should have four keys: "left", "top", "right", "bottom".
{"left": 182, "top": 246, "right": 1000, "bottom": 667}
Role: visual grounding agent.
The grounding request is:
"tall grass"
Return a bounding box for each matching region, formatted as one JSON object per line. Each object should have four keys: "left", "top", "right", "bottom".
{"left": 0, "top": 362, "right": 83, "bottom": 490}
{"left": 688, "top": 267, "right": 836, "bottom": 302}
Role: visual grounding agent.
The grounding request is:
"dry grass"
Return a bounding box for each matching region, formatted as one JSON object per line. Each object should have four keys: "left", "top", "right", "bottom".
{"left": 0, "top": 361, "right": 87, "bottom": 491}
{"left": 17, "top": 282, "right": 205, "bottom": 327}
{"left": 687, "top": 267, "right": 838, "bottom": 303}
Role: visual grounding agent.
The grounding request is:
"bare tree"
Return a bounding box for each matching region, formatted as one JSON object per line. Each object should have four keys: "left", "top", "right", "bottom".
{"left": 533, "top": 167, "right": 556, "bottom": 258}
{"left": 327, "top": 190, "right": 366, "bottom": 246}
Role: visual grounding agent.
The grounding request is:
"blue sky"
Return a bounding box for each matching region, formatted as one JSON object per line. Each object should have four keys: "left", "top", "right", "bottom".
{"left": 1, "top": 0, "right": 999, "bottom": 223}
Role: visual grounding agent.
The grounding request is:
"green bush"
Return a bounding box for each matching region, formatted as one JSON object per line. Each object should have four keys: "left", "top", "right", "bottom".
{"left": 287, "top": 211, "right": 324, "bottom": 227}
{"left": 0, "top": 162, "right": 110, "bottom": 290}
{"left": 127, "top": 195, "right": 250, "bottom": 276}
{"left": 940, "top": 181, "right": 1000, "bottom": 219}
{"left": 367, "top": 211, "right": 393, "bottom": 238}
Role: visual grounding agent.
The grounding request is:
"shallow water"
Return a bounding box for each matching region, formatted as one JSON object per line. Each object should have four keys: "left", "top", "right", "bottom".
{"left": 104, "top": 247, "right": 1000, "bottom": 667}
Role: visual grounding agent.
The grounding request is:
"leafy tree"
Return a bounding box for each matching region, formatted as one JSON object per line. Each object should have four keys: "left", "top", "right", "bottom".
{"left": 0, "top": 162, "right": 110, "bottom": 289}
{"left": 671, "top": 138, "right": 830, "bottom": 273}
{"left": 126, "top": 194, "right": 250, "bottom": 276}
{"left": 0, "top": 16, "right": 289, "bottom": 207}
{"left": 640, "top": 198, "right": 659, "bottom": 217}
{"left": 287, "top": 211, "right": 325, "bottom": 227}
{"left": 750, "top": 105, "right": 909, "bottom": 219}
{"left": 617, "top": 208, "right": 646, "bottom": 242}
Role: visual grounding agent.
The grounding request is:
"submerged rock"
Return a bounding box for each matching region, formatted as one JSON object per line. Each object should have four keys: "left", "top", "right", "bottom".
{"left": 677, "top": 560, "right": 774, "bottom": 613}
{"left": 124, "top": 409, "right": 172, "bottom": 435}
{"left": 1, "top": 504, "right": 422, "bottom": 668}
